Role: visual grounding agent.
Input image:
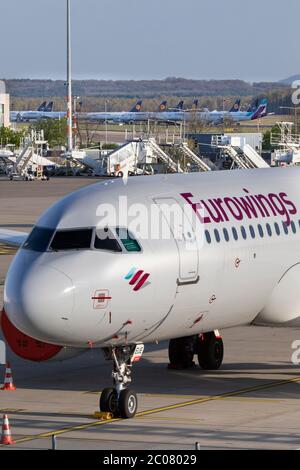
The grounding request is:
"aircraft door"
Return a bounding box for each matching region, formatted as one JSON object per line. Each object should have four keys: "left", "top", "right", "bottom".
{"left": 154, "top": 197, "right": 199, "bottom": 284}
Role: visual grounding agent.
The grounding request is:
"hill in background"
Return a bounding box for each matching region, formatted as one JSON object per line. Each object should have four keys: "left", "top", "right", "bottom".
{"left": 279, "top": 75, "right": 300, "bottom": 85}
{"left": 2, "top": 77, "right": 288, "bottom": 98}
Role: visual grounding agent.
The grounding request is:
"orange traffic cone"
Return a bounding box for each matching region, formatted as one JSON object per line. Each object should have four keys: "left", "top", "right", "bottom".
{"left": 0, "top": 415, "right": 15, "bottom": 445}
{"left": 1, "top": 362, "right": 16, "bottom": 391}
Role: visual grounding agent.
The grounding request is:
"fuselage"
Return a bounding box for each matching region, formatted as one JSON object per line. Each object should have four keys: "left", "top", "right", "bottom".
{"left": 4, "top": 167, "right": 300, "bottom": 350}
{"left": 81, "top": 110, "right": 259, "bottom": 124}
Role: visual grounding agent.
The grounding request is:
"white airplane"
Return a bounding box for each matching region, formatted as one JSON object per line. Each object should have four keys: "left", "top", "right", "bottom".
{"left": 1, "top": 167, "right": 300, "bottom": 418}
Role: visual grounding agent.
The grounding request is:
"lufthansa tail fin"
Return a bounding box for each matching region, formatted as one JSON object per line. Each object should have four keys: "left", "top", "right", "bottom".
{"left": 37, "top": 101, "right": 47, "bottom": 112}
{"left": 130, "top": 100, "right": 142, "bottom": 112}
{"left": 175, "top": 100, "right": 184, "bottom": 111}
{"left": 158, "top": 100, "right": 168, "bottom": 112}
{"left": 229, "top": 99, "right": 241, "bottom": 112}
{"left": 44, "top": 101, "right": 54, "bottom": 112}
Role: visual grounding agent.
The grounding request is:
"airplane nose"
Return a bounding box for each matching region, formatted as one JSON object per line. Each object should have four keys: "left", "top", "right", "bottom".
{"left": 4, "top": 264, "right": 74, "bottom": 342}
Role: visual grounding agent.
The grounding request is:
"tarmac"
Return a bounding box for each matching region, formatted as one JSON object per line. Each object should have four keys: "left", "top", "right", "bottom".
{"left": 0, "top": 176, "right": 300, "bottom": 450}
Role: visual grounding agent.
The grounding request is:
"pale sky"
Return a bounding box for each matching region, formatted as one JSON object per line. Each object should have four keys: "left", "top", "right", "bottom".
{"left": 0, "top": 0, "right": 299, "bottom": 82}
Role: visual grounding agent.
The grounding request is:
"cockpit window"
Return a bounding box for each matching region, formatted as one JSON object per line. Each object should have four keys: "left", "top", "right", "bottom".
{"left": 50, "top": 228, "right": 93, "bottom": 251}
{"left": 23, "top": 226, "right": 55, "bottom": 252}
{"left": 94, "top": 228, "right": 122, "bottom": 252}
{"left": 116, "top": 228, "right": 141, "bottom": 252}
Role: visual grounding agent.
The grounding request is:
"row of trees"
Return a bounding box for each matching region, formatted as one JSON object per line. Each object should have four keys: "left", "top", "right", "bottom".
{"left": 5, "top": 78, "right": 286, "bottom": 98}
{"left": 10, "top": 89, "right": 293, "bottom": 114}
{"left": 0, "top": 126, "right": 25, "bottom": 147}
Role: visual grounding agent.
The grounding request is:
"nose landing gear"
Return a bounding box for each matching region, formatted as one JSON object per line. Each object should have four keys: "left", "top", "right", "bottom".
{"left": 100, "top": 344, "right": 144, "bottom": 419}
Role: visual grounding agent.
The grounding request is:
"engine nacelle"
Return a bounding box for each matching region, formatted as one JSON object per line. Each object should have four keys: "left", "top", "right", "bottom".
{"left": 254, "top": 263, "right": 300, "bottom": 326}
{"left": 1, "top": 309, "right": 87, "bottom": 362}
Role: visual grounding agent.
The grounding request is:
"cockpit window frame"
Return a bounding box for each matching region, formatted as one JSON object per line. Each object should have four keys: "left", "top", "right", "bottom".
{"left": 93, "top": 227, "right": 123, "bottom": 254}
{"left": 23, "top": 225, "right": 143, "bottom": 254}
{"left": 94, "top": 226, "right": 143, "bottom": 254}
{"left": 48, "top": 227, "right": 94, "bottom": 252}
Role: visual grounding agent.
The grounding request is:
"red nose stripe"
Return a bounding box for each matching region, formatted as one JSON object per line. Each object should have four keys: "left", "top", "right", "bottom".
{"left": 133, "top": 273, "right": 150, "bottom": 291}
{"left": 129, "top": 270, "right": 144, "bottom": 285}
{"left": 1, "top": 309, "right": 62, "bottom": 362}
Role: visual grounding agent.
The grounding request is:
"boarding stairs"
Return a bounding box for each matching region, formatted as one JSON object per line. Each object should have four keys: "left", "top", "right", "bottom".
{"left": 106, "top": 141, "right": 142, "bottom": 176}
{"left": 0, "top": 153, "right": 14, "bottom": 174}
{"left": 212, "top": 136, "right": 269, "bottom": 169}
{"left": 242, "top": 144, "right": 269, "bottom": 168}
{"left": 146, "top": 138, "right": 183, "bottom": 173}
{"left": 13, "top": 143, "right": 33, "bottom": 174}
{"left": 180, "top": 142, "right": 211, "bottom": 171}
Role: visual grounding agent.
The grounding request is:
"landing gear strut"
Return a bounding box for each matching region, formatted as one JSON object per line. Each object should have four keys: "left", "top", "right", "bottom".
{"left": 168, "top": 331, "right": 224, "bottom": 370}
{"left": 100, "top": 344, "right": 144, "bottom": 419}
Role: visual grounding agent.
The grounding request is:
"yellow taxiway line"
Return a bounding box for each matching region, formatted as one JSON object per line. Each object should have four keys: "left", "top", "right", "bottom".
{"left": 1, "top": 374, "right": 300, "bottom": 447}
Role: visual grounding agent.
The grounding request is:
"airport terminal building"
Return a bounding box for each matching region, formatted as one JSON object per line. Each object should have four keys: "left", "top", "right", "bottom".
{"left": 0, "top": 80, "right": 10, "bottom": 127}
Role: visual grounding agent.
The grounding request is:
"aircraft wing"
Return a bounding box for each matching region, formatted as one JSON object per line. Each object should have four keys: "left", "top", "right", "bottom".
{"left": 0, "top": 229, "right": 28, "bottom": 247}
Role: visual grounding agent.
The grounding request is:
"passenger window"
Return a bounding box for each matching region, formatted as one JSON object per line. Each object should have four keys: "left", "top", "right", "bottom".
{"left": 116, "top": 228, "right": 141, "bottom": 252}
{"left": 291, "top": 221, "right": 296, "bottom": 234}
{"left": 232, "top": 227, "right": 238, "bottom": 241}
{"left": 50, "top": 228, "right": 93, "bottom": 251}
{"left": 95, "top": 228, "right": 122, "bottom": 252}
{"left": 23, "top": 226, "right": 54, "bottom": 252}
{"left": 257, "top": 224, "right": 264, "bottom": 238}
{"left": 223, "top": 228, "right": 229, "bottom": 242}
{"left": 214, "top": 229, "right": 220, "bottom": 243}
{"left": 274, "top": 222, "right": 280, "bottom": 236}
{"left": 205, "top": 230, "right": 211, "bottom": 244}
{"left": 249, "top": 225, "right": 255, "bottom": 239}
{"left": 266, "top": 223, "right": 272, "bottom": 237}
{"left": 241, "top": 226, "right": 247, "bottom": 240}
{"left": 282, "top": 221, "right": 289, "bottom": 235}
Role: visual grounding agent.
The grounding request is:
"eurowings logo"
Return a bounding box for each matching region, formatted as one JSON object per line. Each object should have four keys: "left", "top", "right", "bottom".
{"left": 124, "top": 268, "right": 151, "bottom": 291}
{"left": 135, "top": 104, "right": 141, "bottom": 111}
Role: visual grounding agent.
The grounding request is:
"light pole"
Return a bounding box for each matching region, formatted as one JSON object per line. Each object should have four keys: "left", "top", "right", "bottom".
{"left": 66, "top": 0, "right": 73, "bottom": 154}
{"left": 105, "top": 100, "right": 109, "bottom": 145}
{"left": 73, "top": 96, "right": 80, "bottom": 148}
{"left": 280, "top": 106, "right": 300, "bottom": 134}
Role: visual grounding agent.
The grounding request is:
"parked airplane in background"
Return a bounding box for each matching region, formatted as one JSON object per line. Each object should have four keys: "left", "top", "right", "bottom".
{"left": 158, "top": 100, "right": 198, "bottom": 113}
{"left": 1, "top": 166, "right": 300, "bottom": 419}
{"left": 152, "top": 98, "right": 268, "bottom": 124}
{"left": 9, "top": 97, "right": 268, "bottom": 125}
{"left": 10, "top": 101, "right": 57, "bottom": 122}
{"left": 83, "top": 100, "right": 144, "bottom": 123}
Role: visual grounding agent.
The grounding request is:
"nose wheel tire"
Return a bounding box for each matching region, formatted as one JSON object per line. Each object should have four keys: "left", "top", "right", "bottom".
{"left": 100, "top": 387, "right": 119, "bottom": 414}
{"left": 197, "top": 332, "right": 224, "bottom": 370}
{"left": 119, "top": 388, "right": 138, "bottom": 419}
{"left": 100, "top": 387, "right": 138, "bottom": 419}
